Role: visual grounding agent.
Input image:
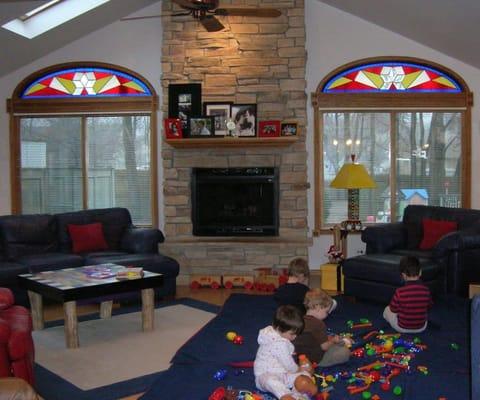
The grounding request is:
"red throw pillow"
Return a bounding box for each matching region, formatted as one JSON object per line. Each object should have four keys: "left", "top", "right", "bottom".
{"left": 67, "top": 222, "right": 108, "bottom": 254}
{"left": 419, "top": 218, "right": 458, "bottom": 250}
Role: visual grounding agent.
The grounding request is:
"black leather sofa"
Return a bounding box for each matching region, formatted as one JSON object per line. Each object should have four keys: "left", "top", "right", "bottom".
{"left": 472, "top": 295, "right": 480, "bottom": 400}
{"left": 342, "top": 205, "right": 480, "bottom": 302}
{"left": 0, "top": 208, "right": 179, "bottom": 306}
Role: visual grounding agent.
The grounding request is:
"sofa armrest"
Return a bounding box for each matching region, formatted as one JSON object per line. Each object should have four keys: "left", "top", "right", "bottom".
{"left": 361, "top": 222, "right": 406, "bottom": 253}
{"left": 434, "top": 228, "right": 480, "bottom": 257}
{"left": 120, "top": 226, "right": 165, "bottom": 254}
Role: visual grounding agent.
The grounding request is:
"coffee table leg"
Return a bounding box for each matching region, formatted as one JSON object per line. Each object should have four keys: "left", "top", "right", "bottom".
{"left": 100, "top": 301, "right": 113, "bottom": 318}
{"left": 141, "top": 288, "right": 154, "bottom": 331}
{"left": 28, "top": 291, "right": 44, "bottom": 330}
{"left": 64, "top": 301, "right": 79, "bottom": 349}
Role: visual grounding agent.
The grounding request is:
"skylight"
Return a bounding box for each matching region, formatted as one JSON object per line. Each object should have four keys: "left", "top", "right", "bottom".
{"left": 2, "top": 0, "right": 111, "bottom": 39}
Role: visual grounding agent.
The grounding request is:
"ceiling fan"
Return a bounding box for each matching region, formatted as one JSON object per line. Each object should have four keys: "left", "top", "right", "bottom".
{"left": 122, "top": 0, "right": 282, "bottom": 32}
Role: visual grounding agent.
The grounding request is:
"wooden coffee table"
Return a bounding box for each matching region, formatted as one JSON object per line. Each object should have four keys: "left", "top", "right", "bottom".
{"left": 18, "top": 264, "right": 163, "bottom": 349}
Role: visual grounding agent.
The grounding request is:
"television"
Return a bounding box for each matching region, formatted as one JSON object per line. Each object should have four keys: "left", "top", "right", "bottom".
{"left": 191, "top": 167, "right": 279, "bottom": 236}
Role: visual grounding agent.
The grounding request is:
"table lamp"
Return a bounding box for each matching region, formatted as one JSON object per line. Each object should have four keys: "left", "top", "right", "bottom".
{"left": 330, "top": 154, "right": 376, "bottom": 227}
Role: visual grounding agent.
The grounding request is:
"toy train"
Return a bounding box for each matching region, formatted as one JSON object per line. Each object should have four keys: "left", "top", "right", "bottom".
{"left": 189, "top": 268, "right": 288, "bottom": 292}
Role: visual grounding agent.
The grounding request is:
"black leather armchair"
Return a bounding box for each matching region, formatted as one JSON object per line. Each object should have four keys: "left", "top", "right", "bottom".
{"left": 342, "top": 205, "right": 480, "bottom": 302}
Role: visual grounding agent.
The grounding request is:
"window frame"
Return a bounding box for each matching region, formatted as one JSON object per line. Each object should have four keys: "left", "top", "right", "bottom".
{"left": 7, "top": 62, "right": 159, "bottom": 226}
{"left": 312, "top": 57, "right": 472, "bottom": 235}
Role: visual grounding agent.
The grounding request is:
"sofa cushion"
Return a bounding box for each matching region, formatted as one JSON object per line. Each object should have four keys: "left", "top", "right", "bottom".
{"left": 406, "top": 221, "right": 423, "bottom": 249}
{"left": 68, "top": 223, "right": 108, "bottom": 254}
{"left": 342, "top": 254, "right": 439, "bottom": 285}
{"left": 0, "top": 262, "right": 30, "bottom": 286}
{"left": 56, "top": 208, "right": 132, "bottom": 252}
{"left": 0, "top": 215, "right": 57, "bottom": 261}
{"left": 84, "top": 253, "right": 180, "bottom": 279}
{"left": 17, "top": 253, "right": 84, "bottom": 273}
{"left": 419, "top": 218, "right": 457, "bottom": 250}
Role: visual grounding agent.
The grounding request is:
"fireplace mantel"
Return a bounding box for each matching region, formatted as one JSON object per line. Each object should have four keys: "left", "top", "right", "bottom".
{"left": 165, "top": 136, "right": 298, "bottom": 148}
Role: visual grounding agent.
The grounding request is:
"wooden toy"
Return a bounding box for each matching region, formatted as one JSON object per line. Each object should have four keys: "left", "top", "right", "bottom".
{"left": 223, "top": 275, "right": 254, "bottom": 289}
{"left": 253, "top": 267, "right": 288, "bottom": 292}
{"left": 189, "top": 274, "right": 222, "bottom": 289}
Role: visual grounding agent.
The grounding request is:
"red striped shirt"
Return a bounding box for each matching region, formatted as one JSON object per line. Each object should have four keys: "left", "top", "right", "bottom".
{"left": 389, "top": 281, "right": 432, "bottom": 330}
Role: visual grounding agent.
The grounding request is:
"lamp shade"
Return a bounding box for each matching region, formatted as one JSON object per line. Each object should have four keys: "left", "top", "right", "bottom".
{"left": 330, "top": 163, "right": 376, "bottom": 189}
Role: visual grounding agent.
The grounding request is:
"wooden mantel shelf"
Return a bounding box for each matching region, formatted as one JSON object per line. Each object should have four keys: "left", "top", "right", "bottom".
{"left": 165, "top": 136, "right": 298, "bottom": 148}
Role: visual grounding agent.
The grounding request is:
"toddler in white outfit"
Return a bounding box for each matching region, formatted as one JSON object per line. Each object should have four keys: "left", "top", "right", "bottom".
{"left": 254, "top": 305, "right": 317, "bottom": 400}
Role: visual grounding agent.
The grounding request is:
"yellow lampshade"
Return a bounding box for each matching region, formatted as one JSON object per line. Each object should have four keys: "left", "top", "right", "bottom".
{"left": 330, "top": 163, "right": 376, "bottom": 189}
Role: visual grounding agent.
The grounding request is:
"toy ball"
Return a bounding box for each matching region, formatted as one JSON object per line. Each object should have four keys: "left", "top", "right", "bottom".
{"left": 213, "top": 369, "right": 228, "bottom": 381}
{"left": 380, "top": 382, "right": 391, "bottom": 391}
{"left": 393, "top": 385, "right": 402, "bottom": 396}
{"left": 369, "top": 371, "right": 381, "bottom": 382}
{"left": 362, "top": 391, "right": 372, "bottom": 399}
{"left": 391, "top": 368, "right": 401, "bottom": 376}
{"left": 366, "top": 348, "right": 376, "bottom": 356}
{"left": 352, "top": 348, "right": 365, "bottom": 358}
{"left": 383, "top": 340, "right": 393, "bottom": 351}
{"left": 450, "top": 342, "right": 460, "bottom": 350}
{"left": 233, "top": 335, "right": 244, "bottom": 345}
{"left": 226, "top": 331, "right": 237, "bottom": 341}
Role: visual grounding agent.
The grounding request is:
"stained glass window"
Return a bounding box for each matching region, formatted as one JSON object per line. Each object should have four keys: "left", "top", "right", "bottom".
{"left": 323, "top": 62, "right": 461, "bottom": 93}
{"left": 21, "top": 67, "right": 151, "bottom": 98}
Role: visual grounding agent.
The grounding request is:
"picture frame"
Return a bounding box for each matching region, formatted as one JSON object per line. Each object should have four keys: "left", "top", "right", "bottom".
{"left": 231, "top": 104, "right": 257, "bottom": 137}
{"left": 168, "top": 83, "right": 202, "bottom": 131}
{"left": 203, "top": 102, "right": 232, "bottom": 136}
{"left": 281, "top": 121, "right": 298, "bottom": 136}
{"left": 258, "top": 120, "right": 281, "bottom": 137}
{"left": 164, "top": 118, "right": 183, "bottom": 139}
{"left": 187, "top": 116, "right": 215, "bottom": 138}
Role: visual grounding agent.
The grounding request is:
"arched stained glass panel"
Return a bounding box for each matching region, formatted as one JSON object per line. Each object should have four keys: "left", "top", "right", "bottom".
{"left": 322, "top": 62, "right": 461, "bottom": 93}
{"left": 21, "top": 67, "right": 152, "bottom": 98}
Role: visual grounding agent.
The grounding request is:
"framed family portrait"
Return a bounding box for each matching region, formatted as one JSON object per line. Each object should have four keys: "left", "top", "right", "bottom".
{"left": 231, "top": 104, "right": 257, "bottom": 137}
{"left": 188, "top": 116, "right": 215, "bottom": 137}
{"left": 203, "top": 102, "right": 232, "bottom": 136}
{"left": 258, "top": 120, "right": 281, "bottom": 137}
{"left": 168, "top": 83, "right": 202, "bottom": 131}
{"left": 281, "top": 121, "right": 298, "bottom": 136}
{"left": 164, "top": 118, "right": 183, "bottom": 139}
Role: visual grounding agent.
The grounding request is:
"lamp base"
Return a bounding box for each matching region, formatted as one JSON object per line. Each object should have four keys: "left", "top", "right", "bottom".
{"left": 347, "top": 188, "right": 360, "bottom": 221}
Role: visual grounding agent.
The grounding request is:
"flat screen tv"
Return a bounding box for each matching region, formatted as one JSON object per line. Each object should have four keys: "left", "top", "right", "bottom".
{"left": 191, "top": 167, "right": 279, "bottom": 236}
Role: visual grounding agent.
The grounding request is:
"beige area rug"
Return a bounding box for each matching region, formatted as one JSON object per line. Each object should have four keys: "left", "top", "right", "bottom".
{"left": 33, "top": 304, "right": 215, "bottom": 390}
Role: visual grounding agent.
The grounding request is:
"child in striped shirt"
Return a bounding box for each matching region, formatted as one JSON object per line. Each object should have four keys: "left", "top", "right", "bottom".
{"left": 383, "top": 256, "right": 433, "bottom": 333}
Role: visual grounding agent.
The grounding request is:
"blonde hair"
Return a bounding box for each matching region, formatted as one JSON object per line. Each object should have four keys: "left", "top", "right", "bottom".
{"left": 288, "top": 257, "right": 310, "bottom": 279}
{"left": 304, "top": 289, "right": 333, "bottom": 310}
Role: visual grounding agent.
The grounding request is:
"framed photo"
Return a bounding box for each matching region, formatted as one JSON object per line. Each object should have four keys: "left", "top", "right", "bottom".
{"left": 164, "top": 118, "right": 183, "bottom": 139}
{"left": 258, "top": 120, "right": 281, "bottom": 137}
{"left": 188, "top": 116, "right": 215, "bottom": 137}
{"left": 231, "top": 104, "right": 257, "bottom": 137}
{"left": 203, "top": 102, "right": 232, "bottom": 136}
{"left": 168, "top": 83, "right": 202, "bottom": 131}
{"left": 281, "top": 121, "right": 298, "bottom": 136}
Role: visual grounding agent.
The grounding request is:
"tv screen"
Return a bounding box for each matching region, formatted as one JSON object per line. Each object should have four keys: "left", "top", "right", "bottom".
{"left": 192, "top": 168, "right": 279, "bottom": 236}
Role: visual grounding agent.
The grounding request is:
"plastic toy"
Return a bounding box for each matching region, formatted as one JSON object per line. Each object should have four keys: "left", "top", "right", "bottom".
{"left": 294, "top": 375, "right": 318, "bottom": 396}
{"left": 213, "top": 369, "right": 228, "bottom": 381}
{"left": 347, "top": 318, "right": 373, "bottom": 329}
{"left": 393, "top": 385, "right": 403, "bottom": 395}
{"left": 226, "top": 331, "right": 237, "bottom": 341}
{"left": 233, "top": 335, "right": 244, "bottom": 345}
{"left": 209, "top": 386, "right": 225, "bottom": 400}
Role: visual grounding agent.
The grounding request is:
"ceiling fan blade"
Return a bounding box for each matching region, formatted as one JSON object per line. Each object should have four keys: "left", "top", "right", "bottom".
{"left": 214, "top": 8, "right": 281, "bottom": 17}
{"left": 199, "top": 14, "right": 225, "bottom": 32}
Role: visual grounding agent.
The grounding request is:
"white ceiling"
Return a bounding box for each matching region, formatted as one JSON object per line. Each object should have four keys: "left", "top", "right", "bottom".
{"left": 0, "top": 0, "right": 479, "bottom": 79}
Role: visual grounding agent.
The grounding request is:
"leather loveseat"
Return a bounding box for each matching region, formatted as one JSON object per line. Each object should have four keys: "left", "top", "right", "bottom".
{"left": 342, "top": 205, "right": 480, "bottom": 302}
{"left": 0, "top": 208, "right": 179, "bottom": 305}
{"left": 472, "top": 295, "right": 480, "bottom": 400}
{"left": 0, "top": 288, "right": 34, "bottom": 386}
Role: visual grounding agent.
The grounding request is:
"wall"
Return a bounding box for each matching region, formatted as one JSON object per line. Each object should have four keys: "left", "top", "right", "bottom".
{"left": 305, "top": 1, "right": 480, "bottom": 268}
{"left": 160, "top": 0, "right": 310, "bottom": 280}
{"left": 0, "top": 2, "right": 163, "bottom": 217}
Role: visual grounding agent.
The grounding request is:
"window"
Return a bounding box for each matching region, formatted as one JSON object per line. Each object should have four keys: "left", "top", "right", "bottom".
{"left": 8, "top": 63, "right": 158, "bottom": 226}
{"left": 313, "top": 58, "right": 472, "bottom": 233}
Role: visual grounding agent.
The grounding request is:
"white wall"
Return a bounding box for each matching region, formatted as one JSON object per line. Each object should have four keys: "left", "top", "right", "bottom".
{"left": 0, "top": 2, "right": 163, "bottom": 222}
{"left": 305, "top": 1, "right": 480, "bottom": 267}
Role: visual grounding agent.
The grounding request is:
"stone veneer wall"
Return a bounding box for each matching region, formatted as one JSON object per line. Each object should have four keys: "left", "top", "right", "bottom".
{"left": 160, "top": 0, "right": 310, "bottom": 281}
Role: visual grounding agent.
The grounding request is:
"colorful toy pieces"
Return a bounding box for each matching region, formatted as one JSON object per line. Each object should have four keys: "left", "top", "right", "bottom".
{"left": 226, "top": 331, "right": 244, "bottom": 345}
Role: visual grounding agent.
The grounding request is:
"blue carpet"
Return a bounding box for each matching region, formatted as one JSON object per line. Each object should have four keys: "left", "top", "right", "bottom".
{"left": 140, "top": 293, "right": 470, "bottom": 400}
{"left": 35, "top": 298, "right": 220, "bottom": 400}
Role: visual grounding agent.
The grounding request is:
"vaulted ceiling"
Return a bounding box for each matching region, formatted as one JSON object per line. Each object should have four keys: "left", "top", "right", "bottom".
{"left": 0, "top": 0, "right": 478, "bottom": 79}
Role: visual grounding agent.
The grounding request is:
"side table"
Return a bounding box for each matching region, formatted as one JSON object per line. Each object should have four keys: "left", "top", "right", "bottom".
{"left": 320, "top": 263, "right": 344, "bottom": 292}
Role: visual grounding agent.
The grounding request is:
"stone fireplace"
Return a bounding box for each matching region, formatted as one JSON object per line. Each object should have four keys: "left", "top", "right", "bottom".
{"left": 160, "top": 0, "right": 310, "bottom": 282}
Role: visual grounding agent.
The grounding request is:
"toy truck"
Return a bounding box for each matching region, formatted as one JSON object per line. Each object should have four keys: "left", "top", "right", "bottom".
{"left": 222, "top": 275, "right": 254, "bottom": 289}
{"left": 253, "top": 267, "right": 288, "bottom": 292}
{"left": 189, "top": 274, "right": 222, "bottom": 289}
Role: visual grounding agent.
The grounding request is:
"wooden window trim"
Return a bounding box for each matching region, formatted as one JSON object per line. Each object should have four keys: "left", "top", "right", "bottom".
{"left": 312, "top": 57, "right": 473, "bottom": 235}
{"left": 7, "top": 62, "right": 159, "bottom": 227}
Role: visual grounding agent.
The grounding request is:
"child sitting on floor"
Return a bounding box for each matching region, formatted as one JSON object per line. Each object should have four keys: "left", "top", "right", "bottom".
{"left": 294, "top": 289, "right": 350, "bottom": 366}
{"left": 254, "top": 305, "right": 317, "bottom": 400}
{"left": 383, "top": 255, "right": 433, "bottom": 333}
{"left": 274, "top": 257, "right": 337, "bottom": 316}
